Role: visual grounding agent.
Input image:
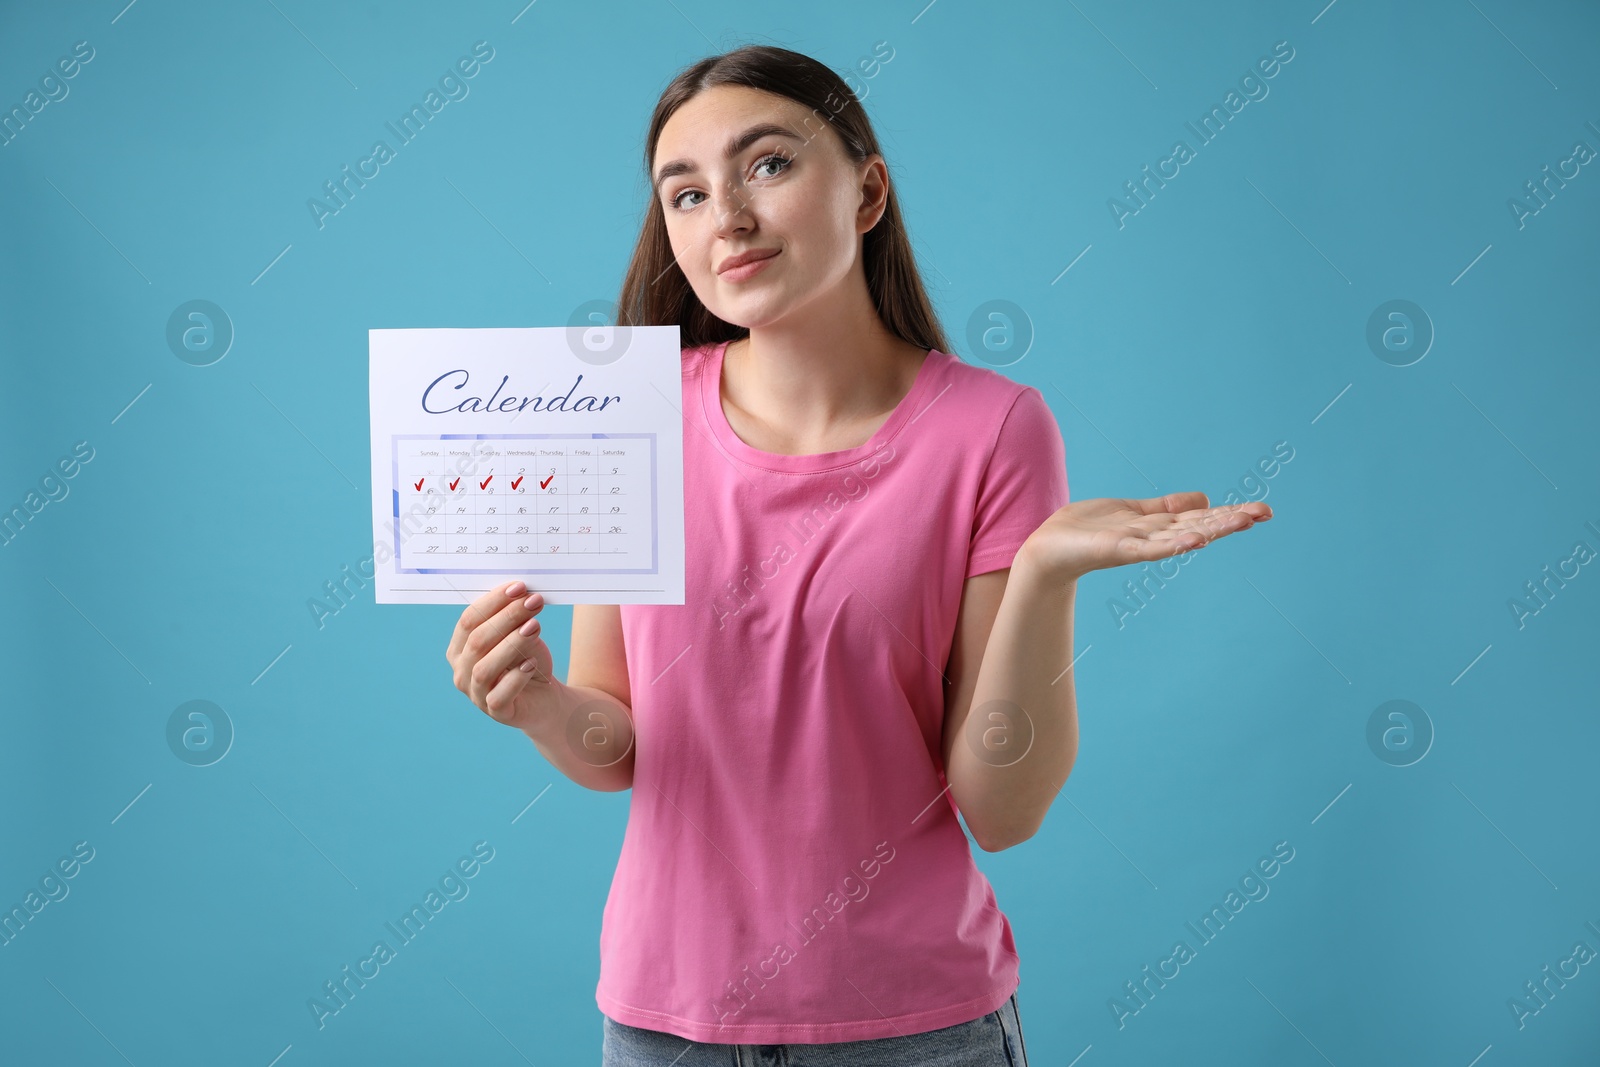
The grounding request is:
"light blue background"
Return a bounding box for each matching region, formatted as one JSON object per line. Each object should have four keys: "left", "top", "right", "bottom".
{"left": 3, "top": 0, "right": 1598, "bottom": 1063}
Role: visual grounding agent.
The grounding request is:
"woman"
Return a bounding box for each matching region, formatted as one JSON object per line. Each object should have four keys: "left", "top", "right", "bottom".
{"left": 446, "top": 44, "right": 1271, "bottom": 1065}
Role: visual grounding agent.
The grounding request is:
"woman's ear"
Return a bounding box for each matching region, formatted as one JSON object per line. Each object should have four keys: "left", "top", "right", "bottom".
{"left": 857, "top": 155, "right": 890, "bottom": 233}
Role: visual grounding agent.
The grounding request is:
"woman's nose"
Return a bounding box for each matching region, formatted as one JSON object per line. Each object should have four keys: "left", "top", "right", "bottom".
{"left": 709, "top": 180, "right": 755, "bottom": 234}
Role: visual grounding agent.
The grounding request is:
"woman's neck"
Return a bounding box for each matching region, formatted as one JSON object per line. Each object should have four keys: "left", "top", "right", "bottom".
{"left": 720, "top": 309, "right": 928, "bottom": 456}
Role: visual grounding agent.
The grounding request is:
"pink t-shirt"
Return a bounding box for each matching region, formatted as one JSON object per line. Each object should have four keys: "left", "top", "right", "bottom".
{"left": 598, "top": 338, "right": 1070, "bottom": 1044}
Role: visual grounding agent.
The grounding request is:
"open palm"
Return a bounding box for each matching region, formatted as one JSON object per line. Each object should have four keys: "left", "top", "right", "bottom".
{"left": 1021, "top": 491, "right": 1273, "bottom": 581}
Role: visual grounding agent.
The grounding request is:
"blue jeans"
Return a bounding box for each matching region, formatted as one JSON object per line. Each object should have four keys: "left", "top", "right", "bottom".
{"left": 601, "top": 990, "right": 1030, "bottom": 1066}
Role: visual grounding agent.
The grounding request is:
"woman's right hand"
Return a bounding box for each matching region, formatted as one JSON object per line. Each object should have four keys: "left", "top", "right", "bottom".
{"left": 446, "top": 580, "right": 559, "bottom": 733}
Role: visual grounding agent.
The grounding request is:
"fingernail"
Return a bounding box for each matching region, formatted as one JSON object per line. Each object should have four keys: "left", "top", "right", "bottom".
{"left": 523, "top": 593, "right": 542, "bottom": 610}
{"left": 520, "top": 618, "right": 539, "bottom": 636}
{"left": 506, "top": 581, "right": 526, "bottom": 597}
{"left": 520, "top": 659, "right": 537, "bottom": 672}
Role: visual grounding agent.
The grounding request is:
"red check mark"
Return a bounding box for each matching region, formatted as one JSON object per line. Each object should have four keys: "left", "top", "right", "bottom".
{"left": 539, "top": 474, "right": 554, "bottom": 489}
{"left": 511, "top": 476, "right": 524, "bottom": 490}
{"left": 479, "top": 475, "right": 493, "bottom": 490}
{"left": 413, "top": 478, "right": 425, "bottom": 491}
{"left": 449, "top": 477, "right": 460, "bottom": 491}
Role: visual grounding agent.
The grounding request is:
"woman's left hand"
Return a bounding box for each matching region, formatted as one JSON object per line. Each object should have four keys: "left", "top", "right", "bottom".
{"left": 1018, "top": 492, "right": 1273, "bottom": 583}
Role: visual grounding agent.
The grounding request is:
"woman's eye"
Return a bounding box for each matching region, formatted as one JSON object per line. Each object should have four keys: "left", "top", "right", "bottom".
{"left": 754, "top": 153, "right": 791, "bottom": 178}
{"left": 667, "top": 155, "right": 790, "bottom": 211}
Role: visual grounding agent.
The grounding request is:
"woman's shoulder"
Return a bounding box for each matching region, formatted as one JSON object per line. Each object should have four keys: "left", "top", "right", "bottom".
{"left": 679, "top": 340, "right": 722, "bottom": 378}
{"left": 918, "top": 350, "right": 1062, "bottom": 469}
{"left": 926, "top": 348, "right": 1047, "bottom": 413}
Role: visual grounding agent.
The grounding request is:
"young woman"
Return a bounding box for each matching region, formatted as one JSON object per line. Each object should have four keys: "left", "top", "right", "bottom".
{"left": 446, "top": 44, "right": 1271, "bottom": 1066}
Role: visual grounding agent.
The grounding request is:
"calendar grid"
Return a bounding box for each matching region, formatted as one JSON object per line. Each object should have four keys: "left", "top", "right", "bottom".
{"left": 390, "top": 433, "right": 658, "bottom": 575}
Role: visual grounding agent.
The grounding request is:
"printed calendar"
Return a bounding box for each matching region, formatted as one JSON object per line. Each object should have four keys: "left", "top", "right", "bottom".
{"left": 391, "top": 434, "right": 656, "bottom": 567}
{"left": 368, "top": 325, "right": 685, "bottom": 605}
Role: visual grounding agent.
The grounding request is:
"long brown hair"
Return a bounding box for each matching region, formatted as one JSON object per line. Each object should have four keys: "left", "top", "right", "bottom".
{"left": 615, "top": 44, "right": 951, "bottom": 356}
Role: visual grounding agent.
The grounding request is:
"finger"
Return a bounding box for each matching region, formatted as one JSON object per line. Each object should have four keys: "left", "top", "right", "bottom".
{"left": 1193, "top": 501, "right": 1270, "bottom": 522}
{"left": 460, "top": 587, "right": 546, "bottom": 664}
{"left": 1189, "top": 503, "right": 1269, "bottom": 537}
{"left": 483, "top": 656, "right": 537, "bottom": 723}
{"left": 452, "top": 590, "right": 542, "bottom": 698}
{"left": 1151, "top": 506, "right": 1261, "bottom": 545}
{"left": 448, "top": 580, "right": 526, "bottom": 662}
{"left": 1126, "top": 491, "right": 1210, "bottom": 516}
{"left": 1115, "top": 505, "right": 1230, "bottom": 537}
{"left": 1137, "top": 502, "right": 1253, "bottom": 533}
{"left": 469, "top": 617, "right": 545, "bottom": 707}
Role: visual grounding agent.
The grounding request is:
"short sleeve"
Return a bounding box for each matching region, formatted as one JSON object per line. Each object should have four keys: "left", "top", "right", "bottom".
{"left": 965, "top": 386, "right": 1070, "bottom": 578}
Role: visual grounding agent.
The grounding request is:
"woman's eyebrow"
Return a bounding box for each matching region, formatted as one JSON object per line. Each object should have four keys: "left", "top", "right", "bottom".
{"left": 653, "top": 122, "right": 802, "bottom": 189}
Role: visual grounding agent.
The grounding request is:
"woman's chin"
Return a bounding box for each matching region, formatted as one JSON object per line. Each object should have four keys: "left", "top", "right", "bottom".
{"left": 704, "top": 295, "right": 793, "bottom": 332}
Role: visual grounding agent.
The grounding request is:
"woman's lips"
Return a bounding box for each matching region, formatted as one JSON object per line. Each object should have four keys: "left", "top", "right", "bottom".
{"left": 720, "top": 249, "right": 779, "bottom": 282}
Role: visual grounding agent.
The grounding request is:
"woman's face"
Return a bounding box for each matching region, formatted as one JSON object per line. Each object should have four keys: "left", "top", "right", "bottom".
{"left": 652, "top": 85, "right": 883, "bottom": 330}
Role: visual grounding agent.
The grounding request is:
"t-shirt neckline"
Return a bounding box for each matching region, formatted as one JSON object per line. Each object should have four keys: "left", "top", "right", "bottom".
{"left": 700, "top": 338, "right": 945, "bottom": 474}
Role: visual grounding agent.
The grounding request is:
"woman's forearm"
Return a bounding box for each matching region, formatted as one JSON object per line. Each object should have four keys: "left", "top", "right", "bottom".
{"left": 521, "top": 681, "right": 636, "bottom": 792}
{"left": 949, "top": 543, "right": 1080, "bottom": 850}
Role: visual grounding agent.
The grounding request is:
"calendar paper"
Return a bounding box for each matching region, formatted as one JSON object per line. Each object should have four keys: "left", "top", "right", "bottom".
{"left": 368, "top": 325, "right": 685, "bottom": 605}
